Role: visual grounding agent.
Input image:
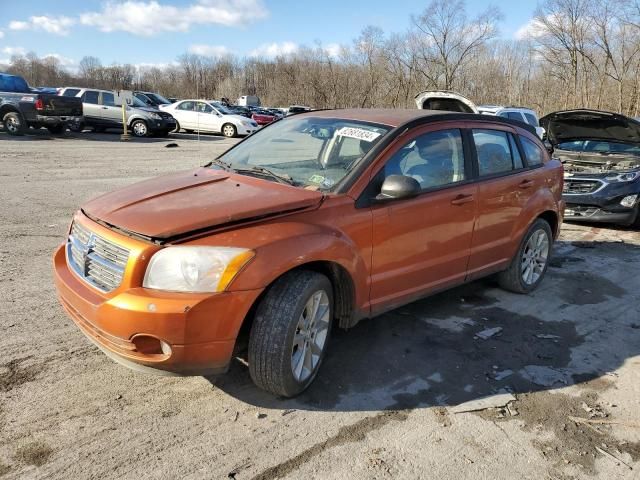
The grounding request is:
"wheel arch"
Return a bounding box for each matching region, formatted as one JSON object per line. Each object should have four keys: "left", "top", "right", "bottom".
{"left": 0, "top": 104, "right": 20, "bottom": 119}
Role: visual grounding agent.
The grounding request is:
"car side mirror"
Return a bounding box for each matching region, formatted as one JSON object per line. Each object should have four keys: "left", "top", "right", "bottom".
{"left": 376, "top": 175, "right": 421, "bottom": 201}
{"left": 543, "top": 140, "right": 554, "bottom": 155}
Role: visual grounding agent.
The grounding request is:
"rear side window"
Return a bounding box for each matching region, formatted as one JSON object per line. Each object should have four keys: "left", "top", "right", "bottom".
{"left": 0, "top": 75, "right": 30, "bottom": 93}
{"left": 102, "top": 92, "right": 115, "bottom": 106}
{"left": 178, "top": 101, "right": 195, "bottom": 111}
{"left": 521, "top": 137, "right": 545, "bottom": 166}
{"left": 473, "top": 129, "right": 521, "bottom": 176}
{"left": 62, "top": 88, "right": 80, "bottom": 97}
{"left": 523, "top": 113, "right": 539, "bottom": 126}
{"left": 82, "top": 91, "right": 99, "bottom": 104}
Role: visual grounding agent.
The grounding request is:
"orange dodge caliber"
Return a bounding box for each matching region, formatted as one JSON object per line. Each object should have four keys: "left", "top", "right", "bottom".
{"left": 53, "top": 109, "right": 564, "bottom": 397}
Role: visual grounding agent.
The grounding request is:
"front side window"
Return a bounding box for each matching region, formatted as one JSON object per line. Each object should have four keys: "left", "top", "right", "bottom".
{"left": 473, "top": 129, "right": 521, "bottom": 176}
{"left": 507, "top": 112, "right": 524, "bottom": 121}
{"left": 197, "top": 102, "right": 214, "bottom": 114}
{"left": 82, "top": 91, "right": 99, "bottom": 104}
{"left": 383, "top": 129, "right": 466, "bottom": 190}
{"left": 521, "top": 136, "right": 545, "bottom": 166}
{"left": 217, "top": 116, "right": 390, "bottom": 190}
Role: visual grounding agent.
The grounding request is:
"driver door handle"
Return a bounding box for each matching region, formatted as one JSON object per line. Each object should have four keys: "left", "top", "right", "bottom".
{"left": 518, "top": 179, "right": 534, "bottom": 189}
{"left": 451, "top": 194, "right": 475, "bottom": 206}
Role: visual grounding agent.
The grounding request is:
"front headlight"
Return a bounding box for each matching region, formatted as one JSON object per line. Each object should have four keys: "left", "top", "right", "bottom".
{"left": 605, "top": 171, "right": 640, "bottom": 182}
{"left": 147, "top": 112, "right": 161, "bottom": 120}
{"left": 241, "top": 120, "right": 252, "bottom": 126}
{"left": 143, "top": 246, "right": 254, "bottom": 293}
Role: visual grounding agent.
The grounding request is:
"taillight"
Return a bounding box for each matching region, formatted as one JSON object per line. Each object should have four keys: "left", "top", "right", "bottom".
{"left": 34, "top": 99, "right": 45, "bottom": 110}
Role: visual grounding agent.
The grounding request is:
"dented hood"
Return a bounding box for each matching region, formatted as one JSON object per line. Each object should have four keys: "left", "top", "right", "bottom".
{"left": 540, "top": 109, "right": 640, "bottom": 145}
{"left": 82, "top": 167, "right": 323, "bottom": 240}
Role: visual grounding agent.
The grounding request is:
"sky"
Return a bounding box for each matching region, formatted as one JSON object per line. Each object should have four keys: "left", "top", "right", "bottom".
{"left": 0, "top": 0, "right": 540, "bottom": 69}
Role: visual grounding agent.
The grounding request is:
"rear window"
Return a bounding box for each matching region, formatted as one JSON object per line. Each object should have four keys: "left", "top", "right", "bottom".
{"left": 473, "top": 130, "right": 524, "bottom": 176}
{"left": 82, "top": 91, "right": 99, "bottom": 104}
{"left": 62, "top": 88, "right": 80, "bottom": 97}
{"left": 521, "top": 137, "right": 545, "bottom": 166}
{"left": 523, "top": 113, "right": 539, "bottom": 126}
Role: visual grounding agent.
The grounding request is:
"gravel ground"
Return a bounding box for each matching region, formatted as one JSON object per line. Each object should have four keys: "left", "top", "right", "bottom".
{"left": 1, "top": 129, "right": 639, "bottom": 480}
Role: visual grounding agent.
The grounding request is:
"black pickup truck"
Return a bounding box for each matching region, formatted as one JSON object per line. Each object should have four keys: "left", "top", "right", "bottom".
{"left": 0, "top": 73, "right": 83, "bottom": 135}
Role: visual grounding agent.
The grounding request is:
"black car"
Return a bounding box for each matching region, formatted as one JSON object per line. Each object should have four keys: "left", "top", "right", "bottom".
{"left": 227, "top": 105, "right": 253, "bottom": 118}
{"left": 541, "top": 109, "right": 640, "bottom": 226}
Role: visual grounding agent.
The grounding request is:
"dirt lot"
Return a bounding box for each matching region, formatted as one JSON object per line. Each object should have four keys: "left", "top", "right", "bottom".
{"left": 1, "top": 129, "right": 639, "bottom": 480}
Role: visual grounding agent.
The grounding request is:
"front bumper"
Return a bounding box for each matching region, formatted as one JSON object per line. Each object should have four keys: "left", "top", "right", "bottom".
{"left": 236, "top": 124, "right": 257, "bottom": 136}
{"left": 147, "top": 118, "right": 176, "bottom": 133}
{"left": 53, "top": 236, "right": 262, "bottom": 376}
{"left": 562, "top": 177, "right": 639, "bottom": 225}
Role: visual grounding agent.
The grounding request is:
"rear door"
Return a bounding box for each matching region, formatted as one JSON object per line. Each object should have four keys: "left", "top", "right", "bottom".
{"left": 466, "top": 125, "right": 537, "bottom": 278}
{"left": 80, "top": 90, "right": 102, "bottom": 126}
{"left": 173, "top": 101, "right": 198, "bottom": 129}
{"left": 368, "top": 126, "right": 478, "bottom": 313}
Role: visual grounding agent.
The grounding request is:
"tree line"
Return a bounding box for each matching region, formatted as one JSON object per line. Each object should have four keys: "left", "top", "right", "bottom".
{"left": 4, "top": 0, "right": 640, "bottom": 116}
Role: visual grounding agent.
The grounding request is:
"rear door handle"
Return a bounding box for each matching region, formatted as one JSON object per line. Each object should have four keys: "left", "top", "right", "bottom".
{"left": 518, "top": 180, "right": 534, "bottom": 189}
{"left": 451, "top": 194, "right": 475, "bottom": 206}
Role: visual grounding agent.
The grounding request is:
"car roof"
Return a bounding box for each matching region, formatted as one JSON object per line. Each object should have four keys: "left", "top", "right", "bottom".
{"left": 294, "top": 108, "right": 537, "bottom": 133}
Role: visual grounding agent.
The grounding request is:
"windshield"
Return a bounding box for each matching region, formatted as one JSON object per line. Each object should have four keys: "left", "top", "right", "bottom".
{"left": 216, "top": 117, "right": 390, "bottom": 190}
{"left": 212, "top": 103, "right": 233, "bottom": 114}
{"left": 557, "top": 140, "right": 640, "bottom": 155}
{"left": 147, "top": 92, "right": 171, "bottom": 105}
{"left": 131, "top": 96, "right": 148, "bottom": 108}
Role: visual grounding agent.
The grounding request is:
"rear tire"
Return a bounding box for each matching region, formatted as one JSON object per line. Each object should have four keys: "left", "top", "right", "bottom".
{"left": 172, "top": 120, "right": 181, "bottom": 133}
{"left": 248, "top": 270, "right": 333, "bottom": 397}
{"left": 498, "top": 218, "right": 553, "bottom": 294}
{"left": 69, "top": 121, "right": 85, "bottom": 133}
{"left": 3, "top": 112, "right": 26, "bottom": 136}
{"left": 47, "top": 124, "right": 65, "bottom": 135}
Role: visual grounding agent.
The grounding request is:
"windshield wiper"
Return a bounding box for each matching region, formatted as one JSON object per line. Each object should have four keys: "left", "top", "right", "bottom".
{"left": 207, "top": 158, "right": 232, "bottom": 171}
{"left": 234, "top": 165, "right": 296, "bottom": 186}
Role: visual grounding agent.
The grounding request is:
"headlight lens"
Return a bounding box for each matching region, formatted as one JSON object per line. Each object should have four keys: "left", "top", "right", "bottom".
{"left": 143, "top": 246, "right": 254, "bottom": 293}
{"left": 605, "top": 171, "right": 640, "bottom": 182}
{"left": 148, "top": 112, "right": 161, "bottom": 120}
{"left": 242, "top": 120, "right": 252, "bottom": 126}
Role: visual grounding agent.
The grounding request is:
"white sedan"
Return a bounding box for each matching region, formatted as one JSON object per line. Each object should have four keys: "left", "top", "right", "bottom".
{"left": 160, "top": 100, "right": 258, "bottom": 137}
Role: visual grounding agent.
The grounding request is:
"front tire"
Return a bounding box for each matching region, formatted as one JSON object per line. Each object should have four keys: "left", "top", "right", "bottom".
{"left": 498, "top": 218, "right": 552, "bottom": 293}
{"left": 249, "top": 270, "right": 333, "bottom": 397}
{"left": 3, "top": 112, "right": 26, "bottom": 136}
{"left": 222, "top": 123, "right": 237, "bottom": 138}
{"left": 131, "top": 120, "right": 149, "bottom": 137}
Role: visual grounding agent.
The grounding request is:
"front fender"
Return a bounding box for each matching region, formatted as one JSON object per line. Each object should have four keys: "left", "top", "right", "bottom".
{"left": 227, "top": 221, "right": 369, "bottom": 311}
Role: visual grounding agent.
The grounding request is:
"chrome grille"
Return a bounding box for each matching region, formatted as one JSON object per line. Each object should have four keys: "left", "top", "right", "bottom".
{"left": 67, "top": 222, "right": 129, "bottom": 292}
{"left": 563, "top": 179, "right": 604, "bottom": 194}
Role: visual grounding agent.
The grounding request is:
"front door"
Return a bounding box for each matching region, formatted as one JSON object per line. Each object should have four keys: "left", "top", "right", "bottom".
{"left": 368, "top": 126, "right": 478, "bottom": 313}
{"left": 81, "top": 90, "right": 102, "bottom": 127}
{"left": 195, "top": 102, "right": 221, "bottom": 133}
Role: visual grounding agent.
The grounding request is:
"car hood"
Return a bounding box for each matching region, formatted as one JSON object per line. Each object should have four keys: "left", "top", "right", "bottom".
{"left": 540, "top": 109, "right": 640, "bottom": 145}
{"left": 82, "top": 167, "right": 324, "bottom": 241}
{"left": 414, "top": 90, "right": 478, "bottom": 113}
{"left": 223, "top": 114, "right": 252, "bottom": 123}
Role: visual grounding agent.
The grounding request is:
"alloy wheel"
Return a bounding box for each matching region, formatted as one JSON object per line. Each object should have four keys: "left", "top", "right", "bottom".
{"left": 291, "top": 290, "right": 330, "bottom": 382}
{"left": 521, "top": 229, "right": 550, "bottom": 285}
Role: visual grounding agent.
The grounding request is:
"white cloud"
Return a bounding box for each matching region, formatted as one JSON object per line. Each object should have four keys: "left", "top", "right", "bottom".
{"left": 1, "top": 46, "right": 27, "bottom": 56}
{"left": 323, "top": 43, "right": 341, "bottom": 58}
{"left": 188, "top": 44, "right": 231, "bottom": 57}
{"left": 9, "top": 16, "right": 75, "bottom": 35}
{"left": 514, "top": 17, "right": 547, "bottom": 40}
{"left": 0, "top": 31, "right": 4, "bottom": 39}
{"left": 250, "top": 41, "right": 298, "bottom": 58}
{"left": 44, "top": 53, "right": 77, "bottom": 69}
{"left": 80, "top": 0, "right": 268, "bottom": 36}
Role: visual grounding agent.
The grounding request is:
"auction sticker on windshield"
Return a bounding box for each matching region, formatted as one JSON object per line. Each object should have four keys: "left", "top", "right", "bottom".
{"left": 336, "top": 127, "right": 381, "bottom": 142}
